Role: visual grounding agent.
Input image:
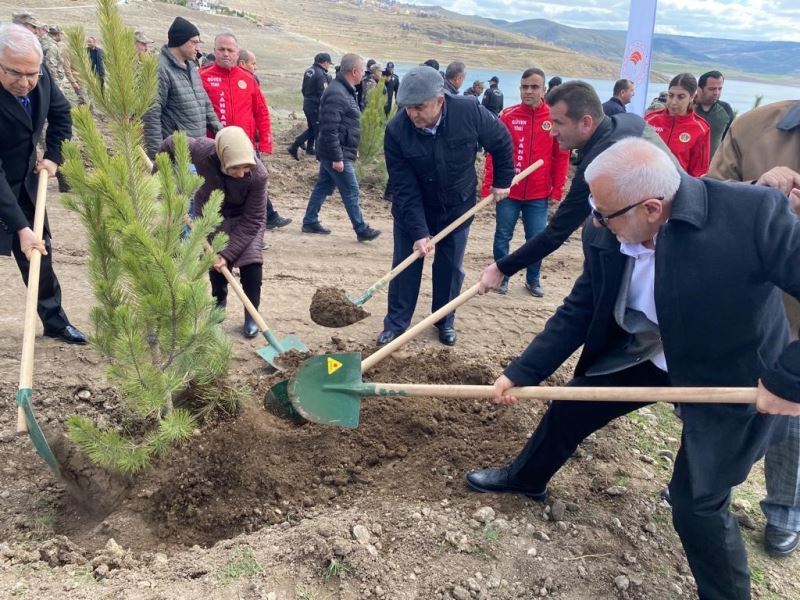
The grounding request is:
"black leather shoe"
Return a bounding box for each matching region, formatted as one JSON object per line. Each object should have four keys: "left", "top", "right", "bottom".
{"left": 356, "top": 227, "right": 381, "bottom": 242}
{"left": 301, "top": 222, "right": 331, "bottom": 235}
{"left": 660, "top": 486, "right": 672, "bottom": 505}
{"left": 44, "top": 325, "right": 87, "bottom": 345}
{"left": 438, "top": 327, "right": 457, "bottom": 346}
{"left": 287, "top": 145, "right": 299, "bottom": 161}
{"left": 464, "top": 467, "right": 547, "bottom": 501}
{"left": 765, "top": 524, "right": 800, "bottom": 558}
{"left": 243, "top": 314, "right": 259, "bottom": 339}
{"left": 266, "top": 214, "right": 292, "bottom": 229}
{"left": 377, "top": 330, "right": 403, "bottom": 345}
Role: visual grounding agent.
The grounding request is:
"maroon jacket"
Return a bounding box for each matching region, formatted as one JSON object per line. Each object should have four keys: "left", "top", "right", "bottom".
{"left": 161, "top": 136, "right": 267, "bottom": 267}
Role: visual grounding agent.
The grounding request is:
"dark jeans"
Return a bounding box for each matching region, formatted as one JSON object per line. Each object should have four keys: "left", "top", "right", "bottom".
{"left": 266, "top": 196, "right": 276, "bottom": 221}
{"left": 303, "top": 160, "right": 368, "bottom": 234}
{"left": 383, "top": 222, "right": 468, "bottom": 333}
{"left": 493, "top": 198, "right": 548, "bottom": 286}
{"left": 507, "top": 362, "right": 753, "bottom": 600}
{"left": 209, "top": 263, "right": 262, "bottom": 311}
{"left": 292, "top": 108, "right": 319, "bottom": 152}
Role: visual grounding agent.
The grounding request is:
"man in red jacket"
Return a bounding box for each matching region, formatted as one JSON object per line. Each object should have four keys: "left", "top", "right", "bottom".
{"left": 483, "top": 67, "right": 570, "bottom": 297}
{"left": 201, "top": 33, "right": 290, "bottom": 230}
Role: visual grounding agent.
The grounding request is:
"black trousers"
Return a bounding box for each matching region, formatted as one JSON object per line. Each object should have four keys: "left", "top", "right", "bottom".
{"left": 11, "top": 230, "right": 70, "bottom": 333}
{"left": 292, "top": 108, "right": 319, "bottom": 152}
{"left": 209, "top": 263, "right": 262, "bottom": 313}
{"left": 508, "top": 362, "right": 752, "bottom": 600}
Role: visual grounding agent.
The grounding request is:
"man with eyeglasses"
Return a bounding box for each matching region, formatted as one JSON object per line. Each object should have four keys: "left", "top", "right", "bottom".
{"left": 143, "top": 17, "right": 220, "bottom": 158}
{"left": 478, "top": 81, "right": 676, "bottom": 295}
{"left": 0, "top": 24, "right": 87, "bottom": 344}
{"left": 466, "top": 136, "right": 800, "bottom": 600}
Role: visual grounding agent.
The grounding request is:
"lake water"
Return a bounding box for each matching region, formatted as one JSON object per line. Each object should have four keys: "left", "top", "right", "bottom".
{"left": 392, "top": 63, "right": 799, "bottom": 116}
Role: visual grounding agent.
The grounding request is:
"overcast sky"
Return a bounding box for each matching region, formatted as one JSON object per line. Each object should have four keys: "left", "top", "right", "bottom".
{"left": 405, "top": 0, "right": 800, "bottom": 42}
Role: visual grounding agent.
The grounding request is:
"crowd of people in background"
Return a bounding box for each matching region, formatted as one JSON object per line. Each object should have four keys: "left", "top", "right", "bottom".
{"left": 2, "top": 10, "right": 800, "bottom": 600}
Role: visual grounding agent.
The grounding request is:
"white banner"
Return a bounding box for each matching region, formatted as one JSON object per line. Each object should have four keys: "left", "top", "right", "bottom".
{"left": 620, "top": 0, "right": 658, "bottom": 117}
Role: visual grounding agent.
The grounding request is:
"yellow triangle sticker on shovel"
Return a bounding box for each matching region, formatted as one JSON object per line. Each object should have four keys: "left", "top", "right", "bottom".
{"left": 327, "top": 357, "right": 343, "bottom": 375}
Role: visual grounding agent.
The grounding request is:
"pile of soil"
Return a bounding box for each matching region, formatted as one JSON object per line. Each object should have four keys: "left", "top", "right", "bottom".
{"left": 309, "top": 287, "right": 370, "bottom": 327}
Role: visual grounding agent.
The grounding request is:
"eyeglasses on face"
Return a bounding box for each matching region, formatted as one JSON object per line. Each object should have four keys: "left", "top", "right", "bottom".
{"left": 587, "top": 194, "right": 663, "bottom": 228}
{"left": 0, "top": 63, "right": 43, "bottom": 82}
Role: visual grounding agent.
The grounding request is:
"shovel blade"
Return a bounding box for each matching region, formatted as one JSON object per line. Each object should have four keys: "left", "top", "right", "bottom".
{"left": 289, "top": 353, "right": 364, "bottom": 428}
{"left": 16, "top": 388, "right": 62, "bottom": 478}
{"left": 256, "top": 334, "right": 308, "bottom": 370}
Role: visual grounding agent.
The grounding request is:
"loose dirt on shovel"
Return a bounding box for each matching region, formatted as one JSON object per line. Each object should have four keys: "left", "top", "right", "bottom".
{"left": 309, "top": 286, "right": 370, "bottom": 327}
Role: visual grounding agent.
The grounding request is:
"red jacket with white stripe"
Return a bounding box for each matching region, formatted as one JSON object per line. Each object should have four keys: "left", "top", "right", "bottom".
{"left": 645, "top": 108, "right": 710, "bottom": 177}
{"left": 200, "top": 63, "right": 273, "bottom": 153}
{"left": 482, "top": 101, "right": 570, "bottom": 201}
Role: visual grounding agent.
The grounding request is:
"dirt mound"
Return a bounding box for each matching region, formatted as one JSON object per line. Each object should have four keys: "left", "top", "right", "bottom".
{"left": 144, "top": 348, "right": 523, "bottom": 547}
{"left": 308, "top": 286, "right": 370, "bottom": 327}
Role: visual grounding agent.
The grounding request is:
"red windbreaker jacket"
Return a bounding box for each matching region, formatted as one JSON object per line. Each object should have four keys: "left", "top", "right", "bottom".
{"left": 200, "top": 64, "right": 273, "bottom": 154}
{"left": 645, "top": 108, "right": 710, "bottom": 177}
{"left": 482, "top": 102, "right": 570, "bottom": 201}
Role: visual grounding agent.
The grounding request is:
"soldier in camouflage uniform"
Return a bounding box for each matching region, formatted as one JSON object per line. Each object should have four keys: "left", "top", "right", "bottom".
{"left": 48, "top": 26, "right": 87, "bottom": 106}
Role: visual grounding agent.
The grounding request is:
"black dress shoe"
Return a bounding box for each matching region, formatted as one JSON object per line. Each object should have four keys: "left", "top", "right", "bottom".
{"left": 377, "top": 330, "right": 403, "bottom": 345}
{"left": 301, "top": 222, "right": 331, "bottom": 235}
{"left": 765, "top": 524, "right": 800, "bottom": 558}
{"left": 660, "top": 486, "right": 672, "bottom": 505}
{"left": 356, "top": 226, "right": 381, "bottom": 242}
{"left": 266, "top": 214, "right": 292, "bottom": 229}
{"left": 44, "top": 325, "right": 87, "bottom": 345}
{"left": 287, "top": 145, "right": 299, "bottom": 161}
{"left": 464, "top": 467, "right": 547, "bottom": 501}
{"left": 438, "top": 327, "right": 457, "bottom": 346}
{"left": 243, "top": 314, "right": 260, "bottom": 339}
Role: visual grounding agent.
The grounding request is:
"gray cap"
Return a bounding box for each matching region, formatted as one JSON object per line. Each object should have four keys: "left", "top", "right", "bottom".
{"left": 12, "top": 12, "right": 44, "bottom": 29}
{"left": 397, "top": 66, "right": 444, "bottom": 106}
{"left": 134, "top": 30, "right": 154, "bottom": 44}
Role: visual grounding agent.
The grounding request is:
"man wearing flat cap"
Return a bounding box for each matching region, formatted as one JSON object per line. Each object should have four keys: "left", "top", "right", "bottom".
{"left": 377, "top": 66, "right": 514, "bottom": 347}
{"left": 143, "top": 16, "right": 220, "bottom": 158}
{"left": 288, "top": 52, "right": 332, "bottom": 159}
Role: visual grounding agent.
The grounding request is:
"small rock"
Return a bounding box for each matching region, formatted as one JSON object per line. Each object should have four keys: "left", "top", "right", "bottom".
{"left": 614, "top": 575, "right": 630, "bottom": 591}
{"left": 732, "top": 498, "right": 752, "bottom": 512}
{"left": 577, "top": 564, "right": 587, "bottom": 577}
{"left": 659, "top": 449, "right": 675, "bottom": 461}
{"left": 76, "top": 389, "right": 92, "bottom": 400}
{"left": 606, "top": 485, "right": 627, "bottom": 496}
{"left": 534, "top": 531, "right": 550, "bottom": 542}
{"left": 639, "top": 455, "right": 656, "bottom": 464}
{"left": 630, "top": 575, "right": 644, "bottom": 587}
{"left": 556, "top": 521, "right": 569, "bottom": 532}
{"left": 611, "top": 517, "right": 622, "bottom": 528}
{"left": 550, "top": 500, "right": 566, "bottom": 522}
{"left": 527, "top": 547, "right": 538, "bottom": 556}
{"left": 352, "top": 525, "right": 371, "bottom": 545}
{"left": 670, "top": 582, "right": 683, "bottom": 595}
{"left": 93, "top": 564, "right": 110, "bottom": 579}
{"left": 643, "top": 521, "right": 658, "bottom": 534}
{"left": 0, "top": 491, "right": 10, "bottom": 500}
{"left": 331, "top": 537, "right": 353, "bottom": 557}
{"left": 266, "top": 593, "right": 277, "bottom": 600}
{"left": 467, "top": 578, "right": 480, "bottom": 592}
{"left": 735, "top": 512, "right": 757, "bottom": 530}
{"left": 152, "top": 553, "right": 168, "bottom": 566}
{"left": 623, "top": 552, "right": 637, "bottom": 564}
{"left": 472, "top": 507, "right": 495, "bottom": 524}
{"left": 452, "top": 585, "right": 470, "bottom": 600}
{"left": 366, "top": 544, "right": 379, "bottom": 557}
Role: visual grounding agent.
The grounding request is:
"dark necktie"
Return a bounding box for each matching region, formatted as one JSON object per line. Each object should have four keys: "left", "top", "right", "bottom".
{"left": 17, "top": 95, "right": 31, "bottom": 116}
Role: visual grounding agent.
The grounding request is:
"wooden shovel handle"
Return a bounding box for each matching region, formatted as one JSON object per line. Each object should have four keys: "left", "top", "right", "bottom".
{"left": 17, "top": 170, "right": 50, "bottom": 433}
{"left": 354, "top": 160, "right": 544, "bottom": 304}
{"left": 368, "top": 383, "right": 757, "bottom": 404}
{"left": 361, "top": 282, "right": 481, "bottom": 372}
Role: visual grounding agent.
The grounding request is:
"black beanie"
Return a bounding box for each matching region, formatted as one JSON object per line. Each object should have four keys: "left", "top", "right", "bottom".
{"left": 167, "top": 16, "right": 200, "bottom": 48}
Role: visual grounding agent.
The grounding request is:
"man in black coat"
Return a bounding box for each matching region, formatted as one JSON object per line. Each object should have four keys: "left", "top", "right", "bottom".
{"left": 288, "top": 52, "right": 332, "bottom": 159}
{"left": 377, "top": 66, "right": 514, "bottom": 347}
{"left": 382, "top": 61, "right": 399, "bottom": 115}
{"left": 0, "top": 24, "right": 86, "bottom": 343}
{"left": 481, "top": 75, "right": 503, "bottom": 116}
{"left": 300, "top": 53, "right": 380, "bottom": 242}
{"left": 466, "top": 136, "right": 800, "bottom": 600}
{"left": 602, "top": 78, "right": 634, "bottom": 117}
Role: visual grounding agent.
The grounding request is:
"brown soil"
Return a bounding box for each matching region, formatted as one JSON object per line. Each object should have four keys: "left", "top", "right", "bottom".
{"left": 309, "top": 287, "right": 371, "bottom": 328}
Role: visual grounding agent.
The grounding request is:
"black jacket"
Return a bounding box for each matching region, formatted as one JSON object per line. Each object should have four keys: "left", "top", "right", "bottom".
{"left": 384, "top": 72, "right": 400, "bottom": 109}
{"left": 0, "top": 66, "right": 71, "bottom": 253}
{"left": 385, "top": 95, "right": 514, "bottom": 240}
{"left": 506, "top": 174, "right": 800, "bottom": 493}
{"left": 87, "top": 46, "right": 105, "bottom": 83}
{"left": 316, "top": 73, "right": 361, "bottom": 162}
{"left": 301, "top": 63, "right": 331, "bottom": 112}
{"left": 497, "top": 113, "right": 649, "bottom": 276}
{"left": 481, "top": 84, "right": 503, "bottom": 115}
{"left": 602, "top": 96, "right": 626, "bottom": 116}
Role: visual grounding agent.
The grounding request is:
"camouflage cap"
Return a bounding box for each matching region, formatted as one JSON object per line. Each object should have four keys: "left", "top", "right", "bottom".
{"left": 48, "top": 25, "right": 63, "bottom": 35}
{"left": 12, "top": 12, "right": 45, "bottom": 29}
{"left": 134, "top": 30, "right": 154, "bottom": 44}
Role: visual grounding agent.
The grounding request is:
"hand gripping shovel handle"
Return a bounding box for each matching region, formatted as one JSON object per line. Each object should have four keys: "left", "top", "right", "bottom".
{"left": 361, "top": 282, "right": 481, "bottom": 372}
{"left": 352, "top": 159, "right": 544, "bottom": 306}
{"left": 363, "top": 383, "right": 757, "bottom": 404}
{"left": 17, "top": 170, "right": 49, "bottom": 433}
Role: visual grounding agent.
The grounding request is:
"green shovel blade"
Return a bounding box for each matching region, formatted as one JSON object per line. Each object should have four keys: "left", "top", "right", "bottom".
{"left": 289, "top": 353, "right": 366, "bottom": 428}
{"left": 256, "top": 333, "right": 308, "bottom": 370}
{"left": 16, "top": 388, "right": 62, "bottom": 477}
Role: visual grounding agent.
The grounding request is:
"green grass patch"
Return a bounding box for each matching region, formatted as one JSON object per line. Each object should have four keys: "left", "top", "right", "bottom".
{"left": 324, "top": 558, "right": 352, "bottom": 581}
{"left": 220, "top": 545, "right": 263, "bottom": 582}
{"left": 483, "top": 524, "right": 499, "bottom": 541}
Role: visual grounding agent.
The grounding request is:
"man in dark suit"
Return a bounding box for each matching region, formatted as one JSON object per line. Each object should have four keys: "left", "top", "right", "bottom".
{"left": 465, "top": 136, "right": 800, "bottom": 600}
{"left": 0, "top": 24, "right": 86, "bottom": 344}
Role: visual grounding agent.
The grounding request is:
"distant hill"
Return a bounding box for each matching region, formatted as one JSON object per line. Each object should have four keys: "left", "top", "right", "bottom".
{"left": 487, "top": 18, "right": 800, "bottom": 78}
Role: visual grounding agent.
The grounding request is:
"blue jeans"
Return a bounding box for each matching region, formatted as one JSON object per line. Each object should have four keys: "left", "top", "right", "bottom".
{"left": 493, "top": 198, "right": 548, "bottom": 286}
{"left": 303, "top": 159, "right": 367, "bottom": 234}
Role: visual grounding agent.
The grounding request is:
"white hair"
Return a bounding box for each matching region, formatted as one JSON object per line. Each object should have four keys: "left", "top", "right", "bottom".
{"left": 584, "top": 137, "right": 681, "bottom": 205}
{"left": 0, "top": 23, "right": 43, "bottom": 63}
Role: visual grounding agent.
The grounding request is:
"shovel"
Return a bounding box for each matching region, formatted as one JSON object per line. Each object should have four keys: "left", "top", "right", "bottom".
{"left": 266, "top": 281, "right": 482, "bottom": 419}
{"left": 16, "top": 170, "right": 63, "bottom": 477}
{"left": 310, "top": 159, "right": 544, "bottom": 326}
{"left": 184, "top": 214, "right": 308, "bottom": 370}
{"left": 288, "top": 352, "right": 757, "bottom": 428}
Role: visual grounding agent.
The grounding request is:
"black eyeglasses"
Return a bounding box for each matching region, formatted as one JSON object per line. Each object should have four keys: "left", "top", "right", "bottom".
{"left": 588, "top": 194, "right": 663, "bottom": 228}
